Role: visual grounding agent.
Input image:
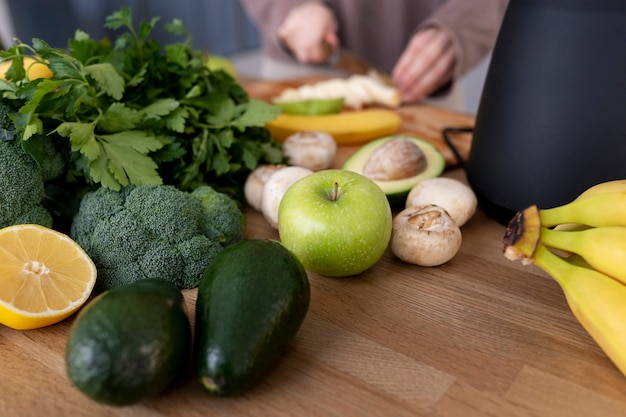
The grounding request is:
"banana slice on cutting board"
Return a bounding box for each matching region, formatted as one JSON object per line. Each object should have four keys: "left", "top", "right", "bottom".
{"left": 274, "top": 74, "right": 400, "bottom": 109}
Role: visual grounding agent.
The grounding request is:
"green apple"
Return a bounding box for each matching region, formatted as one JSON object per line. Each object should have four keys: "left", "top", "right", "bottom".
{"left": 278, "top": 169, "right": 392, "bottom": 277}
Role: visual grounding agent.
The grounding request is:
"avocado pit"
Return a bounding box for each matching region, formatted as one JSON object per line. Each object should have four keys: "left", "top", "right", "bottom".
{"left": 342, "top": 135, "right": 445, "bottom": 206}
{"left": 362, "top": 137, "right": 427, "bottom": 180}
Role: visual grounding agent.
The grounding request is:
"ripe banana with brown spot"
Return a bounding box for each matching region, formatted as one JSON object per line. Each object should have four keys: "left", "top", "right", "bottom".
{"left": 503, "top": 179, "right": 626, "bottom": 377}
{"left": 503, "top": 188, "right": 626, "bottom": 262}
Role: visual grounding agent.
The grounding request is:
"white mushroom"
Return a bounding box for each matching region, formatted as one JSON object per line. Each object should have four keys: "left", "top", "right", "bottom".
{"left": 261, "top": 166, "right": 313, "bottom": 229}
{"left": 282, "top": 131, "right": 337, "bottom": 171}
{"left": 405, "top": 177, "right": 477, "bottom": 227}
{"left": 391, "top": 204, "right": 462, "bottom": 266}
{"left": 244, "top": 164, "right": 287, "bottom": 211}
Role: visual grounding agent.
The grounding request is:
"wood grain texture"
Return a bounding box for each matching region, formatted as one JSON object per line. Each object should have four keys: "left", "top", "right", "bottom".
{"left": 2, "top": 81, "right": 626, "bottom": 416}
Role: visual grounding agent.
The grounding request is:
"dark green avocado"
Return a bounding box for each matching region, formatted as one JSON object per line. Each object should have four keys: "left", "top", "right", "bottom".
{"left": 193, "top": 239, "right": 310, "bottom": 396}
{"left": 65, "top": 279, "right": 192, "bottom": 406}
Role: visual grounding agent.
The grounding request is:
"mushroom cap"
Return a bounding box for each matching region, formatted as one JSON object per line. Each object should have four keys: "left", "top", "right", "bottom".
{"left": 405, "top": 177, "right": 477, "bottom": 227}
{"left": 261, "top": 166, "right": 313, "bottom": 229}
{"left": 391, "top": 204, "right": 462, "bottom": 266}
{"left": 244, "top": 164, "right": 287, "bottom": 211}
{"left": 282, "top": 131, "right": 337, "bottom": 171}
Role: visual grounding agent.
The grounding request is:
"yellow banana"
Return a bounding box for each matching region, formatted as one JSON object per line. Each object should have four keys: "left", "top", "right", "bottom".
{"left": 540, "top": 226, "right": 626, "bottom": 285}
{"left": 555, "top": 180, "right": 626, "bottom": 231}
{"left": 265, "top": 109, "right": 401, "bottom": 145}
{"left": 531, "top": 244, "right": 626, "bottom": 376}
{"left": 539, "top": 192, "right": 626, "bottom": 228}
{"left": 574, "top": 179, "right": 626, "bottom": 201}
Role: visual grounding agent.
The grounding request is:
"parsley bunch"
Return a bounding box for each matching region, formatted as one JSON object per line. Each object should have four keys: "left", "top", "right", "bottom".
{"left": 2, "top": 7, "right": 283, "bottom": 201}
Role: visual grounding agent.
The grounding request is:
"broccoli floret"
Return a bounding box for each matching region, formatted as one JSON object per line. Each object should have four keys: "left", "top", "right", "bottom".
{"left": 68, "top": 185, "right": 129, "bottom": 252}
{"left": 0, "top": 102, "right": 15, "bottom": 141}
{"left": 192, "top": 185, "right": 246, "bottom": 247}
{"left": 125, "top": 185, "right": 204, "bottom": 244}
{"left": 1, "top": 99, "right": 66, "bottom": 182}
{"left": 70, "top": 184, "right": 245, "bottom": 292}
{"left": 176, "top": 235, "right": 224, "bottom": 282}
{"left": 0, "top": 133, "right": 52, "bottom": 228}
{"left": 0, "top": 101, "right": 68, "bottom": 229}
{"left": 25, "top": 133, "right": 67, "bottom": 182}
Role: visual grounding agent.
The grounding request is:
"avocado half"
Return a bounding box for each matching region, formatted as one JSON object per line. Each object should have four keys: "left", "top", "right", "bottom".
{"left": 342, "top": 135, "right": 445, "bottom": 206}
{"left": 273, "top": 97, "right": 344, "bottom": 115}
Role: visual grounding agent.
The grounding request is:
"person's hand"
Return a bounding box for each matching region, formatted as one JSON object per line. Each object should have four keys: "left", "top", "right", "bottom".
{"left": 391, "top": 27, "right": 456, "bottom": 103}
{"left": 278, "top": 1, "right": 339, "bottom": 64}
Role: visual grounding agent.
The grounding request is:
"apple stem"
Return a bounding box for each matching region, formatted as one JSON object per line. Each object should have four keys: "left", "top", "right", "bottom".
{"left": 331, "top": 181, "right": 339, "bottom": 201}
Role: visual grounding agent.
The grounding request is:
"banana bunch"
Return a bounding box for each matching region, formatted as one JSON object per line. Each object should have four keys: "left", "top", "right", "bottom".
{"left": 503, "top": 180, "right": 626, "bottom": 376}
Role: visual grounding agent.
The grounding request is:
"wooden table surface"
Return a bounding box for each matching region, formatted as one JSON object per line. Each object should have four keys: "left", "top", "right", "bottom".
{"left": 2, "top": 82, "right": 626, "bottom": 417}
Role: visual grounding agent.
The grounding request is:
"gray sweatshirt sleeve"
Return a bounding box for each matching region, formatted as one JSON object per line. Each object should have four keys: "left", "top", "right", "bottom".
{"left": 420, "top": 0, "right": 509, "bottom": 78}
{"left": 239, "top": 0, "right": 508, "bottom": 79}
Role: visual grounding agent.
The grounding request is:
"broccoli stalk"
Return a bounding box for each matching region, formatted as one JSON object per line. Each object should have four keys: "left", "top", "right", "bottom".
{"left": 70, "top": 184, "right": 246, "bottom": 292}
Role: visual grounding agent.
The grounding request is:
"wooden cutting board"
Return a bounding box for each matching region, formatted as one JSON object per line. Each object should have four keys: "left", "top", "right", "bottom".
{"left": 242, "top": 76, "right": 476, "bottom": 168}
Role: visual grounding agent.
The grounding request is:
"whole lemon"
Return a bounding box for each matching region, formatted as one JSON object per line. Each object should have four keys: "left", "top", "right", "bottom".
{"left": 0, "top": 56, "right": 53, "bottom": 81}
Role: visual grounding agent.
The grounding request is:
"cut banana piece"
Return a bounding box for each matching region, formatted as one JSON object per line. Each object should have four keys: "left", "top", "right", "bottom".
{"left": 274, "top": 74, "right": 400, "bottom": 109}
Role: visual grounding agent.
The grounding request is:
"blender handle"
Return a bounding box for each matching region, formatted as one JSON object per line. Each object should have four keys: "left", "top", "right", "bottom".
{"left": 442, "top": 126, "right": 474, "bottom": 170}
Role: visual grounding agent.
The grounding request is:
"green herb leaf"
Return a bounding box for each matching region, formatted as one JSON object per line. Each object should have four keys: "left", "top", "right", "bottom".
{"left": 85, "top": 63, "right": 125, "bottom": 100}
{"left": 98, "top": 131, "right": 164, "bottom": 186}
{"left": 139, "top": 17, "right": 160, "bottom": 40}
{"left": 22, "top": 118, "right": 42, "bottom": 141}
{"left": 165, "top": 107, "right": 188, "bottom": 133}
{"left": 206, "top": 98, "right": 236, "bottom": 127}
{"left": 0, "top": 79, "right": 17, "bottom": 94}
{"left": 2, "top": 57, "right": 26, "bottom": 81}
{"left": 140, "top": 98, "right": 179, "bottom": 120}
{"left": 31, "top": 38, "right": 54, "bottom": 55}
{"left": 164, "top": 19, "right": 188, "bottom": 37}
{"left": 104, "top": 6, "right": 133, "bottom": 31}
{"left": 88, "top": 149, "right": 124, "bottom": 190}
{"left": 240, "top": 146, "right": 259, "bottom": 169}
{"left": 165, "top": 44, "right": 188, "bottom": 67}
{"left": 55, "top": 85, "right": 89, "bottom": 119}
{"left": 100, "top": 103, "right": 143, "bottom": 132}
{"left": 55, "top": 121, "right": 100, "bottom": 159}
{"left": 231, "top": 99, "right": 281, "bottom": 130}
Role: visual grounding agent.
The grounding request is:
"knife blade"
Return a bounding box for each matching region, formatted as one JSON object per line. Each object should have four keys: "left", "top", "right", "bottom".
{"left": 327, "top": 48, "right": 394, "bottom": 86}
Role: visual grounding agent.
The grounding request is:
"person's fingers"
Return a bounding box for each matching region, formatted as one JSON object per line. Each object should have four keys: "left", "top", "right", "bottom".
{"left": 278, "top": 2, "right": 337, "bottom": 64}
{"left": 292, "top": 40, "right": 329, "bottom": 63}
{"left": 323, "top": 31, "right": 340, "bottom": 49}
{"left": 400, "top": 46, "right": 455, "bottom": 102}
{"left": 392, "top": 29, "right": 436, "bottom": 84}
{"left": 391, "top": 28, "right": 456, "bottom": 102}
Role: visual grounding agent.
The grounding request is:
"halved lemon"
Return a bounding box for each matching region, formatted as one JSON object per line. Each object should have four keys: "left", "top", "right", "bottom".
{"left": 0, "top": 224, "right": 97, "bottom": 330}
